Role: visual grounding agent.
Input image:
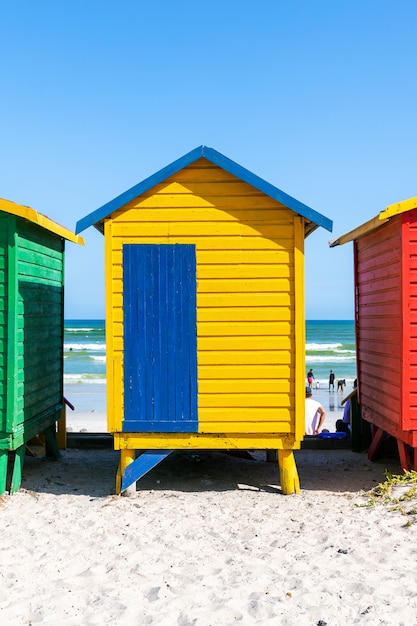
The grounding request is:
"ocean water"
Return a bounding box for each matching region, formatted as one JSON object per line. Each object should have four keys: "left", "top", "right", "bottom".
{"left": 63, "top": 319, "right": 357, "bottom": 412}
{"left": 306, "top": 320, "right": 356, "bottom": 388}
{"left": 64, "top": 320, "right": 106, "bottom": 413}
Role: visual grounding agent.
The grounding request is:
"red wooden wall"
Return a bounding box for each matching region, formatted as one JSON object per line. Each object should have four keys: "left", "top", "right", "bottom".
{"left": 356, "top": 218, "right": 403, "bottom": 439}
{"left": 356, "top": 208, "right": 417, "bottom": 447}
{"left": 401, "top": 209, "right": 417, "bottom": 437}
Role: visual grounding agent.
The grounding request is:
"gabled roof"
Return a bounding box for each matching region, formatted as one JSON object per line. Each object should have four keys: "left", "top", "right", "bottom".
{"left": 76, "top": 145, "right": 332, "bottom": 236}
{"left": 0, "top": 198, "right": 84, "bottom": 245}
{"left": 329, "top": 196, "right": 417, "bottom": 248}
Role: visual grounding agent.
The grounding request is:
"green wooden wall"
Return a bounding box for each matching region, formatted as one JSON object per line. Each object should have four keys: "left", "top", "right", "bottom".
{"left": 0, "top": 214, "right": 65, "bottom": 445}
{"left": 0, "top": 215, "right": 8, "bottom": 436}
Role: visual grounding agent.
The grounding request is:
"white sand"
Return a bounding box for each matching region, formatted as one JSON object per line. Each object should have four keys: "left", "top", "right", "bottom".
{"left": 2, "top": 388, "right": 407, "bottom": 625}
{"left": 1, "top": 441, "right": 414, "bottom": 625}
{"left": 65, "top": 409, "right": 107, "bottom": 433}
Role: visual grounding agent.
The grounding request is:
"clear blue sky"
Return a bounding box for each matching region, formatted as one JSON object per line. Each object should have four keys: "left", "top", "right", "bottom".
{"left": 2, "top": 1, "right": 416, "bottom": 320}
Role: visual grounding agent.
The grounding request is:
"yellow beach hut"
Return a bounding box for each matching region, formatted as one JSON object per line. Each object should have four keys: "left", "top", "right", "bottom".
{"left": 76, "top": 146, "right": 332, "bottom": 494}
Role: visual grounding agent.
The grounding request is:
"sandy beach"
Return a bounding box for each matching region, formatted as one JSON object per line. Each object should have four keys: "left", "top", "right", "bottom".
{"left": 3, "top": 388, "right": 416, "bottom": 625}
{"left": 0, "top": 445, "right": 412, "bottom": 625}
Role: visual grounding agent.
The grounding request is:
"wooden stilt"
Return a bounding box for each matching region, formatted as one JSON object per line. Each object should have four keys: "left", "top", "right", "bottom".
{"left": 278, "top": 449, "right": 300, "bottom": 494}
{"left": 116, "top": 458, "right": 122, "bottom": 495}
{"left": 56, "top": 404, "right": 67, "bottom": 450}
{"left": 397, "top": 439, "right": 413, "bottom": 472}
{"left": 44, "top": 424, "right": 61, "bottom": 460}
{"left": 118, "top": 449, "right": 136, "bottom": 496}
{"left": 0, "top": 450, "right": 8, "bottom": 495}
{"left": 10, "top": 446, "right": 26, "bottom": 494}
{"left": 367, "top": 426, "right": 386, "bottom": 461}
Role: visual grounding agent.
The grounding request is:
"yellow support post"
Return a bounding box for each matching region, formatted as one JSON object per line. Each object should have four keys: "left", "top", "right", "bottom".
{"left": 278, "top": 449, "right": 300, "bottom": 495}
{"left": 116, "top": 448, "right": 136, "bottom": 495}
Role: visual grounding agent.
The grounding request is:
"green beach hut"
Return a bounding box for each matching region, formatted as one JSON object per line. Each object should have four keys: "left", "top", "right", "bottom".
{"left": 0, "top": 198, "right": 84, "bottom": 494}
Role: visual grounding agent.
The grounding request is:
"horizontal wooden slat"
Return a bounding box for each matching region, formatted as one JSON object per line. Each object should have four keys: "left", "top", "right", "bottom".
{"left": 111, "top": 221, "right": 294, "bottom": 239}
{"left": 198, "top": 364, "right": 291, "bottom": 377}
{"left": 198, "top": 353, "right": 292, "bottom": 366}
{"left": 113, "top": 248, "right": 292, "bottom": 265}
{"left": 112, "top": 292, "right": 293, "bottom": 309}
{"left": 198, "top": 249, "right": 292, "bottom": 264}
{"left": 199, "top": 423, "right": 292, "bottom": 434}
{"left": 357, "top": 315, "right": 402, "bottom": 329}
{"left": 357, "top": 275, "right": 400, "bottom": 293}
{"left": 18, "top": 246, "right": 63, "bottom": 270}
{"left": 197, "top": 264, "right": 292, "bottom": 279}
{"left": 113, "top": 236, "right": 289, "bottom": 250}
{"left": 197, "top": 321, "right": 291, "bottom": 336}
{"left": 197, "top": 278, "right": 291, "bottom": 293}
{"left": 357, "top": 302, "right": 402, "bottom": 317}
{"left": 198, "top": 407, "right": 292, "bottom": 421}
{"left": 197, "top": 307, "right": 291, "bottom": 322}
{"left": 356, "top": 326, "right": 401, "bottom": 343}
{"left": 17, "top": 261, "right": 63, "bottom": 283}
{"left": 198, "top": 337, "right": 292, "bottom": 350}
{"left": 199, "top": 393, "right": 289, "bottom": 407}
{"left": 199, "top": 380, "right": 291, "bottom": 393}
{"left": 358, "top": 290, "right": 400, "bottom": 307}
{"left": 115, "top": 208, "right": 292, "bottom": 222}
{"left": 123, "top": 193, "right": 287, "bottom": 210}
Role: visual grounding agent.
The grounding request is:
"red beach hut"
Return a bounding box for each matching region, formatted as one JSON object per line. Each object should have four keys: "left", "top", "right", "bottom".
{"left": 330, "top": 196, "right": 417, "bottom": 469}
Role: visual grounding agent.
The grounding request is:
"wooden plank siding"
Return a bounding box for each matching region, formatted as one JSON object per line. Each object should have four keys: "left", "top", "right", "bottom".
{"left": 0, "top": 216, "right": 8, "bottom": 435}
{"left": 13, "top": 218, "right": 64, "bottom": 428}
{"left": 402, "top": 209, "right": 417, "bottom": 432}
{"left": 105, "top": 160, "right": 302, "bottom": 436}
{"left": 356, "top": 219, "right": 403, "bottom": 437}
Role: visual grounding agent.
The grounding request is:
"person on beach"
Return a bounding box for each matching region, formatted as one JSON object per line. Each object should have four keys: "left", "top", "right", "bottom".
{"left": 336, "top": 379, "right": 357, "bottom": 434}
{"left": 305, "top": 386, "right": 326, "bottom": 435}
{"left": 337, "top": 378, "right": 346, "bottom": 392}
{"left": 329, "top": 370, "right": 335, "bottom": 391}
{"left": 307, "top": 368, "right": 315, "bottom": 388}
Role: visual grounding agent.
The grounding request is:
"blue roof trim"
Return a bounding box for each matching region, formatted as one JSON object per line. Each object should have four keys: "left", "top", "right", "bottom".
{"left": 202, "top": 146, "right": 333, "bottom": 233}
{"left": 76, "top": 145, "right": 332, "bottom": 234}
{"left": 75, "top": 146, "right": 204, "bottom": 234}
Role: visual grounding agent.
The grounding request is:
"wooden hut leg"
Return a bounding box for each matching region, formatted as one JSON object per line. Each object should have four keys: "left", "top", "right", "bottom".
{"left": 397, "top": 440, "right": 413, "bottom": 472}
{"left": 367, "top": 426, "right": 385, "bottom": 461}
{"left": 10, "top": 445, "right": 26, "bottom": 494}
{"left": 44, "top": 424, "right": 61, "bottom": 460}
{"left": 117, "top": 449, "right": 136, "bottom": 496}
{"left": 278, "top": 450, "right": 300, "bottom": 494}
{"left": 0, "top": 450, "right": 8, "bottom": 495}
{"left": 56, "top": 404, "right": 67, "bottom": 450}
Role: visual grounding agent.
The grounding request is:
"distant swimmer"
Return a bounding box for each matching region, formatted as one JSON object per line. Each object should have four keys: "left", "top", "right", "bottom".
{"left": 329, "top": 369, "right": 335, "bottom": 391}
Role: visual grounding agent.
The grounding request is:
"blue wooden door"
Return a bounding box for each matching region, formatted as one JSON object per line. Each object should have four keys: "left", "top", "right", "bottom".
{"left": 122, "top": 244, "right": 198, "bottom": 432}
